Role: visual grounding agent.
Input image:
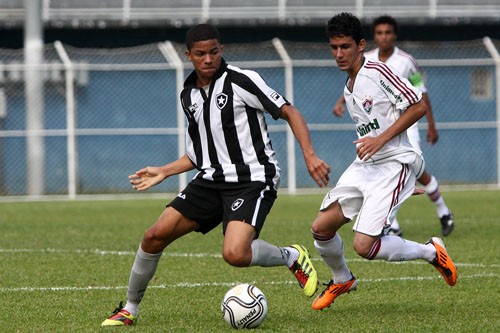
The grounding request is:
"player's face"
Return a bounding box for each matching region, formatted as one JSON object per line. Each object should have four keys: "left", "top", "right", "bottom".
{"left": 185, "top": 39, "right": 224, "bottom": 85}
{"left": 373, "top": 23, "right": 397, "bottom": 52}
{"left": 329, "top": 35, "right": 365, "bottom": 74}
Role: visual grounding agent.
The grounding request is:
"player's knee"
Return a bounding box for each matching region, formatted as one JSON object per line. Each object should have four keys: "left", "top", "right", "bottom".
{"left": 223, "top": 247, "right": 251, "bottom": 267}
{"left": 141, "top": 227, "right": 169, "bottom": 253}
{"left": 311, "top": 226, "right": 335, "bottom": 241}
{"left": 352, "top": 240, "right": 371, "bottom": 259}
{"left": 143, "top": 226, "right": 160, "bottom": 242}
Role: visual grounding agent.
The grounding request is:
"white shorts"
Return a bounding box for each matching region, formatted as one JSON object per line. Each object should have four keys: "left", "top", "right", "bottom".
{"left": 320, "top": 161, "right": 416, "bottom": 236}
{"left": 407, "top": 122, "right": 422, "bottom": 153}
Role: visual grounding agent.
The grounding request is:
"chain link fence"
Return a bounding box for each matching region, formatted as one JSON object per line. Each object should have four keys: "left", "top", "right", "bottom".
{"left": 0, "top": 38, "right": 498, "bottom": 197}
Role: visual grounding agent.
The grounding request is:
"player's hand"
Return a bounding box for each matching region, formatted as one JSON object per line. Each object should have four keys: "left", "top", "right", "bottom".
{"left": 333, "top": 100, "right": 345, "bottom": 117}
{"left": 354, "top": 136, "right": 385, "bottom": 161}
{"left": 305, "top": 155, "right": 330, "bottom": 188}
{"left": 427, "top": 126, "right": 439, "bottom": 145}
{"left": 128, "top": 166, "right": 167, "bottom": 191}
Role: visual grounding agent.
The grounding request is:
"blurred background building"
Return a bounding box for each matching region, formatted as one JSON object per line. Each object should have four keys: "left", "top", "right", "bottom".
{"left": 1, "top": 1, "right": 500, "bottom": 47}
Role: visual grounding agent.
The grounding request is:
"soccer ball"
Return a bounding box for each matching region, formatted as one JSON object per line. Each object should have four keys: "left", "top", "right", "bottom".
{"left": 221, "top": 283, "right": 268, "bottom": 329}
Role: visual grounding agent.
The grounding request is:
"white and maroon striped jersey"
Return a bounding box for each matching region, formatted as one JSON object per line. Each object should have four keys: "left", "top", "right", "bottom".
{"left": 365, "top": 47, "right": 427, "bottom": 93}
{"left": 365, "top": 46, "right": 426, "bottom": 145}
{"left": 343, "top": 58, "right": 423, "bottom": 164}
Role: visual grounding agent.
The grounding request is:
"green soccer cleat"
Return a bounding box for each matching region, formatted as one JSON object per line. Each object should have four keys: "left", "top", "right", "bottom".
{"left": 289, "top": 244, "right": 318, "bottom": 297}
{"left": 101, "top": 301, "right": 137, "bottom": 326}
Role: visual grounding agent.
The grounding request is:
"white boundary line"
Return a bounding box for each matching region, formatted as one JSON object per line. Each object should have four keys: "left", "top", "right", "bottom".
{"left": 1, "top": 248, "right": 499, "bottom": 268}
{"left": 0, "top": 273, "right": 497, "bottom": 293}
{"left": 1, "top": 248, "right": 497, "bottom": 293}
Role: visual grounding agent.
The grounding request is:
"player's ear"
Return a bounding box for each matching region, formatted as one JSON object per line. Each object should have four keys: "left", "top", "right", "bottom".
{"left": 358, "top": 39, "right": 366, "bottom": 53}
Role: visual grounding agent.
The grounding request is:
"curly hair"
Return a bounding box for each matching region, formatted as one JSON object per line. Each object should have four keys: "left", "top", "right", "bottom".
{"left": 325, "top": 12, "right": 364, "bottom": 44}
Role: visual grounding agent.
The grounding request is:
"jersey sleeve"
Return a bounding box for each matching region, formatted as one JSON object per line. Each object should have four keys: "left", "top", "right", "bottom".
{"left": 371, "top": 62, "right": 422, "bottom": 110}
{"left": 229, "top": 66, "right": 288, "bottom": 120}
{"left": 407, "top": 55, "right": 428, "bottom": 93}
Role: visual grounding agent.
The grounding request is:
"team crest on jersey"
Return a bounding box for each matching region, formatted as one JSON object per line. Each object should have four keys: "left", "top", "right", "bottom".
{"left": 362, "top": 95, "right": 373, "bottom": 114}
{"left": 216, "top": 93, "right": 228, "bottom": 109}
{"left": 231, "top": 198, "right": 244, "bottom": 211}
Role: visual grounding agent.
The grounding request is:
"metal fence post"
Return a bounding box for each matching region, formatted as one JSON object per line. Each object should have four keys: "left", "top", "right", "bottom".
{"left": 273, "top": 38, "right": 296, "bottom": 194}
{"left": 24, "top": 0, "right": 45, "bottom": 196}
{"left": 54, "top": 41, "right": 78, "bottom": 199}
{"left": 482, "top": 37, "right": 500, "bottom": 188}
{"left": 159, "top": 41, "right": 187, "bottom": 192}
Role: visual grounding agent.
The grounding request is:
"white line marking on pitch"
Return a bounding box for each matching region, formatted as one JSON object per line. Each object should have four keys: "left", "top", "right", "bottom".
{"left": 1, "top": 248, "right": 498, "bottom": 268}
{"left": 0, "top": 273, "right": 497, "bottom": 293}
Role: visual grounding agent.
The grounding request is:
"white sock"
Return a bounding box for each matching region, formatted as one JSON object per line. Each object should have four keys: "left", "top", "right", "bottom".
{"left": 124, "top": 302, "right": 139, "bottom": 318}
{"left": 314, "top": 233, "right": 352, "bottom": 283}
{"left": 125, "top": 245, "right": 162, "bottom": 317}
{"left": 250, "top": 239, "right": 289, "bottom": 267}
{"left": 425, "top": 176, "right": 450, "bottom": 218}
{"left": 372, "top": 236, "right": 435, "bottom": 262}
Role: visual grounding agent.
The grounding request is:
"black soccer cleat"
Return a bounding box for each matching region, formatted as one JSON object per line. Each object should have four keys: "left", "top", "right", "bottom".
{"left": 440, "top": 212, "right": 454, "bottom": 237}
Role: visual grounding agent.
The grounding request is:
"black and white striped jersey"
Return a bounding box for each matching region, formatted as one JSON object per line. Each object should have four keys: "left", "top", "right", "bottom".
{"left": 180, "top": 59, "right": 288, "bottom": 189}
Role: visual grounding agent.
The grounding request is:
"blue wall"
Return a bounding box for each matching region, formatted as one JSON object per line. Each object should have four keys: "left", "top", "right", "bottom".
{"left": 1, "top": 59, "right": 498, "bottom": 194}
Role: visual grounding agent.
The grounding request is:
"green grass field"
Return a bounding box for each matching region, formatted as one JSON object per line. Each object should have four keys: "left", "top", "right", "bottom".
{"left": 1, "top": 190, "right": 499, "bottom": 332}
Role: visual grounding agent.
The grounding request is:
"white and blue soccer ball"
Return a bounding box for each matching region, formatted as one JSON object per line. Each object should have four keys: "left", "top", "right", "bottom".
{"left": 221, "top": 283, "right": 268, "bottom": 329}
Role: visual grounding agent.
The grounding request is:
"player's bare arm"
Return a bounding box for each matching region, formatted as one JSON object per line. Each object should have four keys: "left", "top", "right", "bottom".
{"left": 354, "top": 99, "right": 426, "bottom": 161}
{"left": 129, "top": 153, "right": 195, "bottom": 191}
{"left": 422, "top": 93, "right": 439, "bottom": 144}
{"left": 333, "top": 95, "right": 346, "bottom": 117}
{"left": 280, "top": 104, "right": 331, "bottom": 187}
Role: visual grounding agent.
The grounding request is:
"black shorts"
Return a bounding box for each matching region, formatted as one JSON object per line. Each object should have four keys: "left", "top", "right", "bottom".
{"left": 167, "top": 179, "right": 277, "bottom": 237}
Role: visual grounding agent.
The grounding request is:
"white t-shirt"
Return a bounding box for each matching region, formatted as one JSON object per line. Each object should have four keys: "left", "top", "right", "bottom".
{"left": 343, "top": 57, "right": 422, "bottom": 164}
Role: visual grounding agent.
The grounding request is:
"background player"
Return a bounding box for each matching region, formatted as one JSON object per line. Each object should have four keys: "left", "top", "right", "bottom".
{"left": 310, "top": 12, "right": 457, "bottom": 311}
{"left": 102, "top": 23, "right": 330, "bottom": 326}
{"left": 332, "top": 15, "right": 454, "bottom": 237}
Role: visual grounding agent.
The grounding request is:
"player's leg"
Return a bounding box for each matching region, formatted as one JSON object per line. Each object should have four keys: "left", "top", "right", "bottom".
{"left": 311, "top": 200, "right": 352, "bottom": 283}
{"left": 408, "top": 124, "right": 454, "bottom": 236}
{"left": 223, "top": 220, "right": 257, "bottom": 266}
{"left": 354, "top": 232, "right": 435, "bottom": 261}
{"left": 312, "top": 163, "right": 362, "bottom": 282}
{"left": 353, "top": 162, "right": 457, "bottom": 286}
{"left": 353, "top": 162, "right": 434, "bottom": 261}
{"left": 418, "top": 170, "right": 454, "bottom": 236}
{"left": 102, "top": 206, "right": 199, "bottom": 326}
{"left": 355, "top": 232, "right": 456, "bottom": 286}
{"left": 223, "top": 221, "right": 301, "bottom": 269}
{"left": 310, "top": 200, "right": 358, "bottom": 310}
{"left": 310, "top": 165, "right": 365, "bottom": 310}
{"left": 221, "top": 183, "right": 318, "bottom": 297}
{"left": 102, "top": 180, "right": 221, "bottom": 326}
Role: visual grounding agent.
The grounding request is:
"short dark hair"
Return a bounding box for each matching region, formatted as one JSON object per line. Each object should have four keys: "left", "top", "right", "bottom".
{"left": 185, "top": 24, "right": 221, "bottom": 50}
{"left": 372, "top": 15, "right": 399, "bottom": 35}
{"left": 326, "top": 12, "right": 364, "bottom": 44}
